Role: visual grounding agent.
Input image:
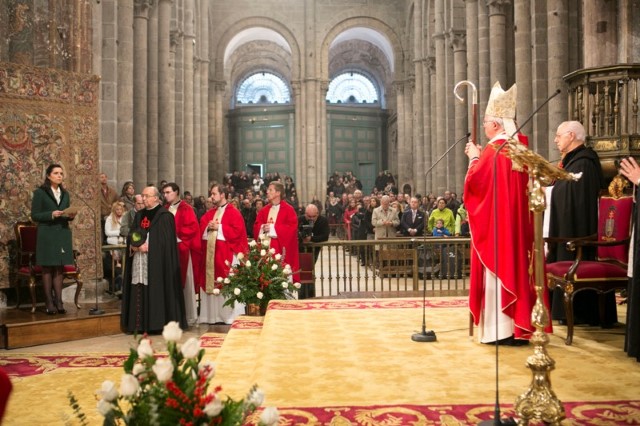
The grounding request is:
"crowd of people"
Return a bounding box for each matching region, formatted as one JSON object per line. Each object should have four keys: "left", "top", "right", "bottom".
{"left": 29, "top": 88, "right": 640, "bottom": 361}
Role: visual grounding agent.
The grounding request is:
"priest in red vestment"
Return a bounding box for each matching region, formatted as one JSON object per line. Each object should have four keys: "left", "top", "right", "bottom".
{"left": 198, "top": 184, "right": 248, "bottom": 324}
{"left": 253, "top": 181, "right": 300, "bottom": 282}
{"left": 162, "top": 183, "right": 201, "bottom": 325}
{"left": 463, "top": 82, "right": 543, "bottom": 344}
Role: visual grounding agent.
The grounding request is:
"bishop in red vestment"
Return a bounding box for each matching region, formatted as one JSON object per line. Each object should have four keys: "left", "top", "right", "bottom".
{"left": 464, "top": 82, "right": 545, "bottom": 344}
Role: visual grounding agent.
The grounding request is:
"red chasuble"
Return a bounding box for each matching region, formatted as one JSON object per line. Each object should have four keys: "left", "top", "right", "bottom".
{"left": 167, "top": 202, "right": 201, "bottom": 289}
{"left": 197, "top": 204, "right": 248, "bottom": 292}
{"left": 253, "top": 202, "right": 300, "bottom": 282}
{"left": 464, "top": 133, "right": 543, "bottom": 339}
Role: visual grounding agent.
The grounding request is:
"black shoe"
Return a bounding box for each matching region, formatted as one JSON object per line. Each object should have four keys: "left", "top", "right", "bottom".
{"left": 45, "top": 308, "right": 57, "bottom": 315}
{"left": 57, "top": 307, "right": 67, "bottom": 314}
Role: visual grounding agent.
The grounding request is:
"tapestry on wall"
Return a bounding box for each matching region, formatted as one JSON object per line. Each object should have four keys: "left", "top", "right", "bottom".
{"left": 0, "top": 62, "right": 100, "bottom": 292}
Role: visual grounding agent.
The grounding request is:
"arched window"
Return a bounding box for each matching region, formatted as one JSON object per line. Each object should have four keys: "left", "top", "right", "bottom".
{"left": 236, "top": 72, "right": 291, "bottom": 105}
{"left": 326, "top": 71, "right": 378, "bottom": 104}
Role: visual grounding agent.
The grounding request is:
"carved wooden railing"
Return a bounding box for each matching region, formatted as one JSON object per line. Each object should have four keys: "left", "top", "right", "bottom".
{"left": 564, "top": 64, "right": 640, "bottom": 174}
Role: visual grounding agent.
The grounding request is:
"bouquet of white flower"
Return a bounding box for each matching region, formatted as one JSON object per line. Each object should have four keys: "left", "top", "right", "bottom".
{"left": 68, "top": 321, "right": 279, "bottom": 426}
{"left": 218, "top": 236, "right": 300, "bottom": 311}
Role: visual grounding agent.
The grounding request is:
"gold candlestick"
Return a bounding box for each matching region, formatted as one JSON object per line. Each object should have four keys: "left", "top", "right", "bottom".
{"left": 505, "top": 140, "right": 581, "bottom": 425}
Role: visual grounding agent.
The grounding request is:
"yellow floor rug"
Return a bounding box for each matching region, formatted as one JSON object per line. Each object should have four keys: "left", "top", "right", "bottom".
{"left": 215, "top": 297, "right": 640, "bottom": 425}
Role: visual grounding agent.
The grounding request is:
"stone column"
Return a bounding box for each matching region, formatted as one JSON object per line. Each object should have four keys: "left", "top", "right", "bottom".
{"left": 158, "top": 0, "right": 174, "bottom": 181}
{"left": 401, "top": 79, "right": 414, "bottom": 189}
{"left": 147, "top": 2, "right": 159, "bottom": 185}
{"left": 465, "top": 0, "right": 479, "bottom": 141}
{"left": 182, "top": 0, "right": 195, "bottom": 192}
{"left": 210, "top": 81, "right": 226, "bottom": 183}
{"left": 514, "top": 0, "right": 533, "bottom": 138}
{"left": 424, "top": 56, "right": 440, "bottom": 194}
{"left": 478, "top": 1, "right": 490, "bottom": 110}
{"left": 198, "top": 0, "right": 210, "bottom": 194}
{"left": 423, "top": 57, "right": 435, "bottom": 193}
{"left": 133, "top": 0, "right": 150, "bottom": 190}
{"left": 117, "top": 0, "right": 134, "bottom": 186}
{"left": 434, "top": 0, "right": 447, "bottom": 194}
{"left": 413, "top": 2, "right": 424, "bottom": 195}
{"left": 547, "top": 0, "right": 569, "bottom": 155}
{"left": 487, "top": 0, "right": 509, "bottom": 87}
{"left": 531, "top": 0, "right": 549, "bottom": 159}
{"left": 583, "top": 1, "right": 617, "bottom": 68}
{"left": 100, "top": 0, "right": 118, "bottom": 182}
{"left": 172, "top": 22, "right": 184, "bottom": 185}
{"left": 302, "top": 0, "right": 321, "bottom": 201}
{"left": 193, "top": 56, "right": 201, "bottom": 192}
{"left": 451, "top": 31, "right": 467, "bottom": 192}
{"left": 319, "top": 80, "right": 329, "bottom": 200}
{"left": 291, "top": 80, "right": 304, "bottom": 197}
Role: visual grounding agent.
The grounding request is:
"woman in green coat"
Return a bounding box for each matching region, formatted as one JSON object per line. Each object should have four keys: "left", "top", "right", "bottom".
{"left": 30, "top": 164, "right": 76, "bottom": 314}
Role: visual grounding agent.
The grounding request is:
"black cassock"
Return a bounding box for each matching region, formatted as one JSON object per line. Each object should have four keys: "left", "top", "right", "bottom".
{"left": 625, "top": 190, "right": 640, "bottom": 361}
{"left": 121, "top": 204, "right": 187, "bottom": 334}
{"left": 547, "top": 145, "right": 617, "bottom": 325}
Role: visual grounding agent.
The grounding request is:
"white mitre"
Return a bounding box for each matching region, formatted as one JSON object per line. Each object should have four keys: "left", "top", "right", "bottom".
{"left": 485, "top": 81, "right": 517, "bottom": 135}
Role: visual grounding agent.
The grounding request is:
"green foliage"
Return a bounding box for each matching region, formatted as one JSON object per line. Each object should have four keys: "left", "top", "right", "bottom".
{"left": 220, "top": 237, "right": 300, "bottom": 309}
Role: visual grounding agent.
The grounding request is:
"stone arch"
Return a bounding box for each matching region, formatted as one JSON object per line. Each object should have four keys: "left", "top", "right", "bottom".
{"left": 226, "top": 41, "right": 292, "bottom": 108}
{"left": 320, "top": 16, "right": 404, "bottom": 83}
{"left": 210, "top": 16, "right": 302, "bottom": 83}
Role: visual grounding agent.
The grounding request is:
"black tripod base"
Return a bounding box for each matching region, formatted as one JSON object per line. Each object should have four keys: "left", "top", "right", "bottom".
{"left": 478, "top": 417, "right": 517, "bottom": 425}
{"left": 411, "top": 329, "right": 437, "bottom": 342}
{"left": 89, "top": 307, "right": 105, "bottom": 315}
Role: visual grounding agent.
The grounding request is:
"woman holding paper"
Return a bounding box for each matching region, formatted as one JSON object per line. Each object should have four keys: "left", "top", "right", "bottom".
{"left": 30, "top": 164, "right": 76, "bottom": 315}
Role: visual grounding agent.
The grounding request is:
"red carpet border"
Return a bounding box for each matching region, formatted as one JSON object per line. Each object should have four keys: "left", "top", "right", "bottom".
{"left": 246, "top": 401, "right": 640, "bottom": 425}
{"left": 1, "top": 355, "right": 130, "bottom": 378}
{"left": 267, "top": 297, "right": 469, "bottom": 311}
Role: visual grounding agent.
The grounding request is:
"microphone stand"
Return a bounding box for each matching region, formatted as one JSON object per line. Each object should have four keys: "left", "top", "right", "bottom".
{"left": 479, "top": 89, "right": 561, "bottom": 426}
{"left": 68, "top": 186, "right": 104, "bottom": 315}
{"left": 412, "top": 132, "right": 470, "bottom": 343}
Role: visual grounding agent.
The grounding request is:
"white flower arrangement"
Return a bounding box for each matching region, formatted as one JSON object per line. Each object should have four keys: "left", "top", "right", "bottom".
{"left": 68, "top": 321, "right": 278, "bottom": 426}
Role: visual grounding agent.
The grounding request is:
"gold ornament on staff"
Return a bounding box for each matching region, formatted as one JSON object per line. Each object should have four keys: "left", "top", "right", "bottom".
{"left": 504, "top": 139, "right": 580, "bottom": 425}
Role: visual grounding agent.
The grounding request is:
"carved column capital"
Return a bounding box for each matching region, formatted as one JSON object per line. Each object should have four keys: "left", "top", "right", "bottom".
{"left": 170, "top": 28, "right": 183, "bottom": 49}
{"left": 134, "top": 0, "right": 152, "bottom": 18}
{"left": 486, "top": 0, "right": 511, "bottom": 16}
{"left": 449, "top": 30, "right": 467, "bottom": 52}
{"left": 425, "top": 57, "right": 436, "bottom": 73}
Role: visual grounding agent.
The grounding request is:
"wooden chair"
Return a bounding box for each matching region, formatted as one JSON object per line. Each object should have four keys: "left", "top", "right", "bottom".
{"left": 14, "top": 221, "right": 83, "bottom": 313}
{"left": 298, "top": 252, "right": 315, "bottom": 298}
{"left": 546, "top": 191, "right": 633, "bottom": 345}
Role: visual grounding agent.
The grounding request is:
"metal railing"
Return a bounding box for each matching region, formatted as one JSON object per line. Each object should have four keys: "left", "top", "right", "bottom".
{"left": 300, "top": 236, "right": 471, "bottom": 298}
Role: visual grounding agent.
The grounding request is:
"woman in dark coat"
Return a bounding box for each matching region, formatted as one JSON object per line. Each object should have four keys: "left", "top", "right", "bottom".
{"left": 30, "top": 164, "right": 76, "bottom": 314}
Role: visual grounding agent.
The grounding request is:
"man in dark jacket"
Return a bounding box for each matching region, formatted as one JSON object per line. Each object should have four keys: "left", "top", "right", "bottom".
{"left": 298, "top": 204, "right": 330, "bottom": 298}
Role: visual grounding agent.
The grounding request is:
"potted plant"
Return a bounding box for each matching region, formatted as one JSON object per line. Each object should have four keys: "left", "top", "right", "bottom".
{"left": 217, "top": 236, "right": 300, "bottom": 315}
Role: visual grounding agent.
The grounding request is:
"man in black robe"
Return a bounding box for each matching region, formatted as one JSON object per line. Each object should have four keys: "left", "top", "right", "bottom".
{"left": 121, "top": 186, "right": 188, "bottom": 334}
{"left": 548, "top": 120, "right": 617, "bottom": 326}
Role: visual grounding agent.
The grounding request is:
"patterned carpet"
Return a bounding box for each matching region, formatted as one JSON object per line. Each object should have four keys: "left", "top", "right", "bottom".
{"left": 2, "top": 297, "right": 640, "bottom": 425}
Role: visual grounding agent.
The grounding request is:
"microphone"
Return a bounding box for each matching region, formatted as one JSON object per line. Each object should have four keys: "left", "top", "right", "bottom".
{"left": 66, "top": 186, "right": 105, "bottom": 315}
{"left": 480, "top": 88, "right": 562, "bottom": 426}
{"left": 412, "top": 133, "right": 468, "bottom": 343}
